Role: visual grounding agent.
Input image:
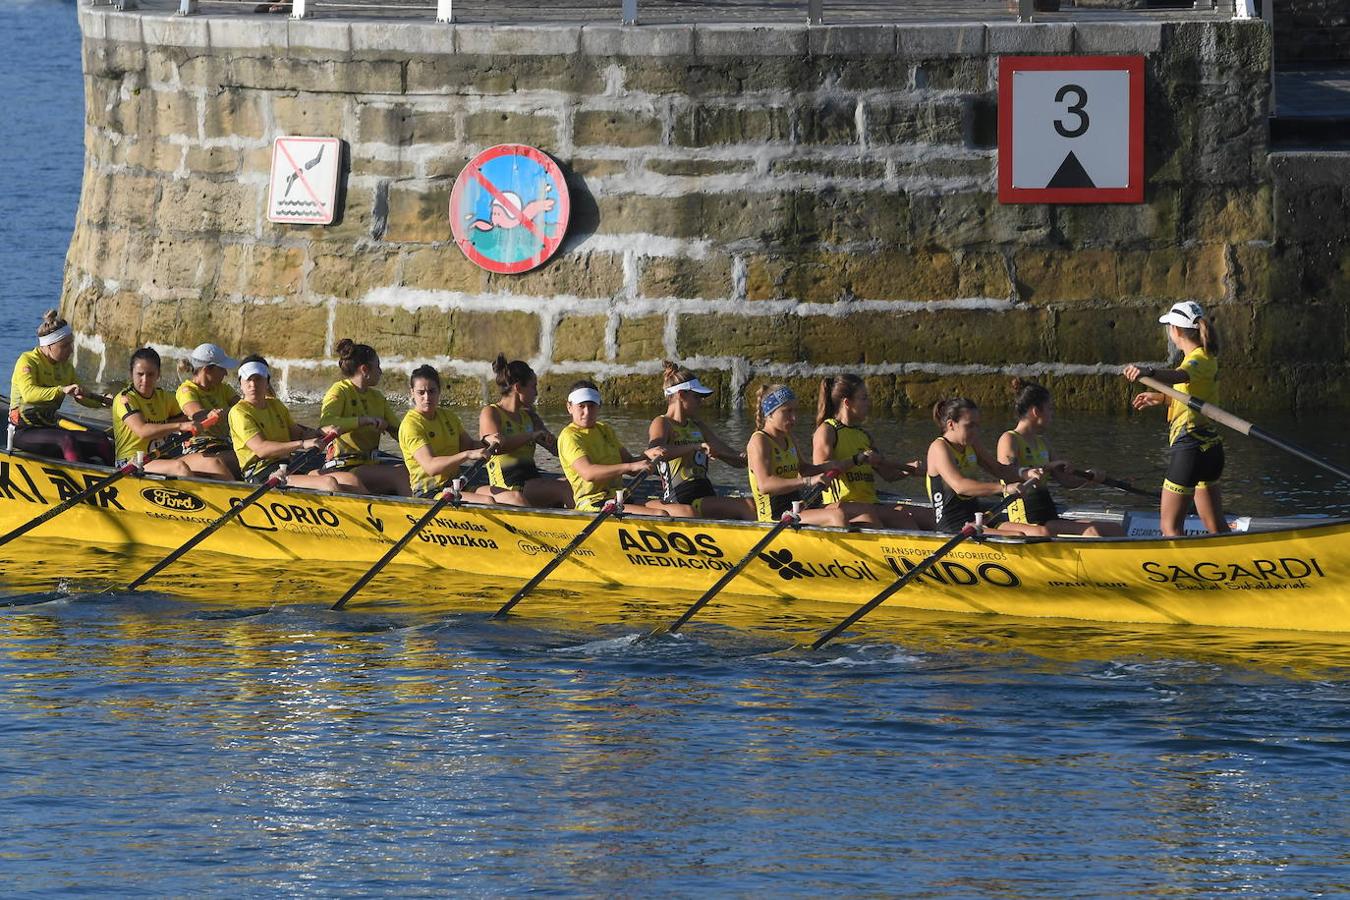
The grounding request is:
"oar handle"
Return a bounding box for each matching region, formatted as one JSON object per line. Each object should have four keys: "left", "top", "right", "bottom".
{"left": 810, "top": 487, "right": 1027, "bottom": 651}
{"left": 1069, "top": 467, "right": 1154, "bottom": 499}
{"left": 492, "top": 467, "right": 652, "bottom": 619}
{"left": 1138, "top": 376, "right": 1350, "bottom": 483}
{"left": 660, "top": 473, "right": 838, "bottom": 637}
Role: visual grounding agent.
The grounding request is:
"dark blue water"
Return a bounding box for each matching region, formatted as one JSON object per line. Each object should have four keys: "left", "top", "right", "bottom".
{"left": 1, "top": 3, "right": 1348, "bottom": 895}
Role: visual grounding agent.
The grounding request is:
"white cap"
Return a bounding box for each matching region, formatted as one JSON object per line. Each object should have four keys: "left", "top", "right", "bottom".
{"left": 239, "top": 360, "right": 271, "bottom": 382}
{"left": 190, "top": 343, "right": 238, "bottom": 370}
{"left": 663, "top": 377, "right": 714, "bottom": 397}
{"left": 491, "top": 191, "right": 524, "bottom": 220}
{"left": 1158, "top": 301, "right": 1205, "bottom": 329}
{"left": 567, "top": 387, "right": 603, "bottom": 407}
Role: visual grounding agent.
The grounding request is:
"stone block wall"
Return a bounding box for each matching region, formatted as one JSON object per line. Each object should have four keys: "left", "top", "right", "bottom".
{"left": 1274, "top": 0, "right": 1350, "bottom": 63}
{"left": 63, "top": 11, "right": 1321, "bottom": 413}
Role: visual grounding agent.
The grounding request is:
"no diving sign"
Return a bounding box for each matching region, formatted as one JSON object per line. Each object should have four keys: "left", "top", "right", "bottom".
{"left": 998, "top": 56, "right": 1144, "bottom": 204}
{"left": 267, "top": 136, "right": 341, "bottom": 224}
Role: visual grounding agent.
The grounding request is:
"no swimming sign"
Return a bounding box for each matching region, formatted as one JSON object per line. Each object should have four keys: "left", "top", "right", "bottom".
{"left": 450, "top": 145, "right": 570, "bottom": 274}
{"left": 998, "top": 56, "right": 1144, "bottom": 204}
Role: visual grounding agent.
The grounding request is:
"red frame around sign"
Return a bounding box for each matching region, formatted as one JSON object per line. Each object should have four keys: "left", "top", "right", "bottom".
{"left": 449, "top": 144, "right": 571, "bottom": 275}
{"left": 998, "top": 55, "right": 1145, "bottom": 205}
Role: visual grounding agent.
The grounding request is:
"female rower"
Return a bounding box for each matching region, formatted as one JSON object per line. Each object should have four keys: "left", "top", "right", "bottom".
{"left": 995, "top": 379, "right": 1123, "bottom": 537}
{"left": 227, "top": 355, "right": 349, "bottom": 492}
{"left": 176, "top": 342, "right": 242, "bottom": 478}
{"left": 112, "top": 348, "right": 233, "bottom": 480}
{"left": 319, "top": 339, "right": 410, "bottom": 496}
{"left": 1124, "top": 301, "right": 1226, "bottom": 536}
{"left": 557, "top": 380, "right": 667, "bottom": 515}
{"left": 400, "top": 365, "right": 498, "bottom": 502}
{"left": 645, "top": 361, "right": 753, "bottom": 520}
{"left": 747, "top": 384, "right": 873, "bottom": 527}
{"left": 812, "top": 374, "right": 930, "bottom": 530}
{"left": 477, "top": 354, "right": 570, "bottom": 508}
{"left": 927, "top": 397, "right": 1048, "bottom": 536}
{"left": 7, "top": 309, "right": 112, "bottom": 464}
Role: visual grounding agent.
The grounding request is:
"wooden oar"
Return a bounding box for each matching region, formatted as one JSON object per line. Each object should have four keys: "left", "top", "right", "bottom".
{"left": 331, "top": 456, "right": 491, "bottom": 611}
{"left": 126, "top": 435, "right": 333, "bottom": 590}
{"left": 492, "top": 469, "right": 651, "bottom": 619}
{"left": 648, "top": 474, "right": 840, "bottom": 639}
{"left": 808, "top": 489, "right": 1027, "bottom": 651}
{"left": 1139, "top": 376, "right": 1350, "bottom": 482}
{"left": 0, "top": 412, "right": 220, "bottom": 548}
{"left": 1069, "top": 468, "right": 1154, "bottom": 499}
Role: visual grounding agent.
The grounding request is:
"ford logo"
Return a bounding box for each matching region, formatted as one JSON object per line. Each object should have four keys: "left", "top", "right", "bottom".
{"left": 141, "top": 487, "right": 207, "bottom": 512}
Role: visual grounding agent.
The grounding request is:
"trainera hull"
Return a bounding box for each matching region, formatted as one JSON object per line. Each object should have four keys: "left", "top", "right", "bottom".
{"left": 1, "top": 452, "right": 1347, "bottom": 633}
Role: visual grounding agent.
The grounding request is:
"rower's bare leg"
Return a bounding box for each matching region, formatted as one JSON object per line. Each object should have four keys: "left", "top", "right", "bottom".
{"left": 144, "top": 458, "right": 193, "bottom": 478}
{"left": 460, "top": 488, "right": 498, "bottom": 505}
{"left": 644, "top": 500, "right": 699, "bottom": 518}
{"left": 1193, "top": 483, "right": 1226, "bottom": 534}
{"left": 352, "top": 463, "right": 411, "bottom": 497}
{"left": 836, "top": 502, "right": 881, "bottom": 529}
{"left": 486, "top": 487, "right": 530, "bottom": 506}
{"left": 799, "top": 507, "right": 848, "bottom": 528}
{"left": 697, "top": 495, "right": 755, "bottom": 521}
{"left": 990, "top": 522, "right": 1051, "bottom": 537}
{"left": 1045, "top": 519, "right": 1124, "bottom": 538}
{"left": 1159, "top": 488, "right": 1190, "bottom": 537}
{"left": 523, "top": 477, "right": 573, "bottom": 508}
{"left": 325, "top": 470, "right": 367, "bottom": 493}
{"left": 179, "top": 451, "right": 234, "bottom": 481}
{"left": 286, "top": 473, "right": 345, "bottom": 492}
{"left": 899, "top": 504, "right": 935, "bottom": 531}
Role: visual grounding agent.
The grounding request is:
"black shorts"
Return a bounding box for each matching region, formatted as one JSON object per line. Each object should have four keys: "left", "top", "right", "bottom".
{"left": 1164, "top": 437, "right": 1225, "bottom": 496}
{"left": 494, "top": 460, "right": 540, "bottom": 491}
{"left": 665, "top": 477, "right": 716, "bottom": 506}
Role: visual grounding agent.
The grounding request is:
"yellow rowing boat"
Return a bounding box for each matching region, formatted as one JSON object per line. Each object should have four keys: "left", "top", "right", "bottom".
{"left": 2, "top": 449, "right": 1347, "bottom": 634}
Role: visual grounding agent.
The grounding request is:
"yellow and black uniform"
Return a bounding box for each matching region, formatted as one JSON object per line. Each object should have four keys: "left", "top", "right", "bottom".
{"left": 819, "top": 418, "right": 878, "bottom": 505}
{"left": 8, "top": 349, "right": 102, "bottom": 428}
{"left": 111, "top": 387, "right": 183, "bottom": 465}
{"left": 399, "top": 408, "right": 468, "bottom": 498}
{"left": 748, "top": 431, "right": 803, "bottom": 523}
{"left": 558, "top": 421, "right": 624, "bottom": 512}
{"left": 655, "top": 416, "right": 716, "bottom": 511}
{"left": 230, "top": 398, "right": 310, "bottom": 482}
{"left": 485, "top": 403, "right": 542, "bottom": 490}
{"left": 1002, "top": 431, "right": 1058, "bottom": 525}
{"left": 175, "top": 379, "right": 238, "bottom": 455}
{"left": 320, "top": 379, "right": 400, "bottom": 472}
{"left": 1163, "top": 347, "right": 1224, "bottom": 496}
{"left": 927, "top": 438, "right": 984, "bottom": 534}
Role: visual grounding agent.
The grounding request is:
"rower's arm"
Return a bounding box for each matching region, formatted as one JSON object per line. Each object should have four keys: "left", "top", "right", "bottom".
{"left": 122, "top": 411, "right": 190, "bottom": 442}
{"left": 702, "top": 427, "right": 746, "bottom": 468}
{"left": 927, "top": 440, "right": 1002, "bottom": 498}
{"left": 571, "top": 452, "right": 647, "bottom": 482}
{"left": 872, "top": 455, "right": 916, "bottom": 481}
{"left": 412, "top": 442, "right": 486, "bottom": 478}
{"left": 246, "top": 432, "right": 311, "bottom": 461}
{"left": 811, "top": 423, "right": 843, "bottom": 468}
{"left": 1123, "top": 363, "right": 1189, "bottom": 385}
{"left": 974, "top": 441, "right": 1025, "bottom": 484}
{"left": 12, "top": 363, "right": 65, "bottom": 405}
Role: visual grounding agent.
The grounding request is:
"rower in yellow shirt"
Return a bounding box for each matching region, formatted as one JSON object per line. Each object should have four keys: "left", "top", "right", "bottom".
{"left": 112, "top": 348, "right": 233, "bottom": 479}
{"left": 320, "top": 339, "right": 409, "bottom": 496}
{"left": 398, "top": 366, "right": 497, "bottom": 501}
{"left": 7, "top": 309, "right": 112, "bottom": 464}
{"left": 557, "top": 380, "right": 665, "bottom": 514}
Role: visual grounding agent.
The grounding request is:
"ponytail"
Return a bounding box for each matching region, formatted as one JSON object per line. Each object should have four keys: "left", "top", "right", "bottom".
{"left": 492, "top": 353, "right": 536, "bottom": 395}
{"left": 1197, "top": 317, "right": 1220, "bottom": 356}
{"left": 815, "top": 374, "right": 865, "bottom": 428}
{"left": 933, "top": 397, "right": 977, "bottom": 431}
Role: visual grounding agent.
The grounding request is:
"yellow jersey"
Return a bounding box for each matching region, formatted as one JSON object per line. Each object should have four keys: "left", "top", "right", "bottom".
{"left": 320, "top": 379, "right": 400, "bottom": 469}
{"left": 1001, "top": 430, "right": 1057, "bottom": 525}
{"left": 655, "top": 416, "right": 711, "bottom": 503}
{"left": 229, "top": 397, "right": 297, "bottom": 479}
{"left": 819, "top": 417, "right": 877, "bottom": 504}
{"left": 399, "top": 407, "right": 468, "bottom": 497}
{"left": 748, "top": 430, "right": 801, "bottom": 523}
{"left": 1167, "top": 347, "right": 1222, "bottom": 448}
{"left": 558, "top": 421, "right": 624, "bottom": 512}
{"left": 485, "top": 403, "right": 540, "bottom": 490}
{"left": 8, "top": 348, "right": 101, "bottom": 427}
{"left": 175, "top": 379, "right": 238, "bottom": 453}
{"left": 112, "top": 387, "right": 182, "bottom": 463}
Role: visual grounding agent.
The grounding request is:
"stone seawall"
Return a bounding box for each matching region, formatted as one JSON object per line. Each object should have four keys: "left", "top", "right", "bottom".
{"left": 65, "top": 10, "right": 1334, "bottom": 413}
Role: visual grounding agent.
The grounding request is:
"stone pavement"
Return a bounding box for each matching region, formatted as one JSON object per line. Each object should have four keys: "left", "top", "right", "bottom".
{"left": 108, "top": 0, "right": 1232, "bottom": 25}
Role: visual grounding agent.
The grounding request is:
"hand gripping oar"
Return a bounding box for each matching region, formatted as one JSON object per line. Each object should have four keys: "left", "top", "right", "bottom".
{"left": 0, "top": 411, "right": 221, "bottom": 549}
{"left": 1139, "top": 376, "right": 1350, "bottom": 483}
{"left": 808, "top": 488, "right": 1028, "bottom": 651}
{"left": 492, "top": 469, "right": 651, "bottom": 619}
{"left": 1069, "top": 468, "right": 1154, "bottom": 499}
{"left": 126, "top": 433, "right": 334, "bottom": 590}
{"left": 649, "top": 472, "right": 841, "bottom": 639}
{"left": 331, "top": 456, "right": 491, "bottom": 611}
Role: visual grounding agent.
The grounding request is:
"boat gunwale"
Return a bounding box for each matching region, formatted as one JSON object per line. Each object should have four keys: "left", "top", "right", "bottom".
{"left": 4, "top": 447, "right": 1349, "bottom": 548}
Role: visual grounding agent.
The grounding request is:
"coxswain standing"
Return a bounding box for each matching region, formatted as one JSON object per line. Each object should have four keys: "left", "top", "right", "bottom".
{"left": 1124, "top": 301, "right": 1227, "bottom": 536}
{"left": 7, "top": 309, "right": 112, "bottom": 464}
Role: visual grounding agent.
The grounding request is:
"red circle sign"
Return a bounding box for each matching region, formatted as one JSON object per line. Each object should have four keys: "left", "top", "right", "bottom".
{"left": 449, "top": 144, "right": 571, "bottom": 275}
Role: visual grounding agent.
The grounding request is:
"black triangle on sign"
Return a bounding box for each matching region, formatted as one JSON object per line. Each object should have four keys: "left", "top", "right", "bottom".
{"left": 1046, "top": 151, "right": 1097, "bottom": 189}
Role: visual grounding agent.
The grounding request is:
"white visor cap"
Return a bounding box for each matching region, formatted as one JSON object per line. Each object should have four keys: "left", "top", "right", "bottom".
{"left": 663, "top": 377, "right": 714, "bottom": 397}
{"left": 1158, "top": 301, "right": 1204, "bottom": 329}
{"left": 239, "top": 361, "right": 271, "bottom": 382}
{"left": 567, "top": 387, "right": 603, "bottom": 407}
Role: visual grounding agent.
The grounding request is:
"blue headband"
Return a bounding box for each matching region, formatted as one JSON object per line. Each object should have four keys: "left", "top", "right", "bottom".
{"left": 760, "top": 387, "right": 796, "bottom": 419}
